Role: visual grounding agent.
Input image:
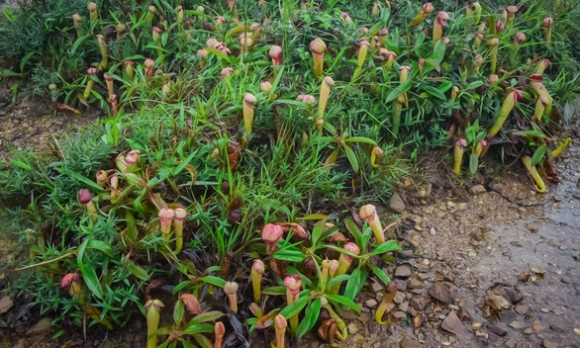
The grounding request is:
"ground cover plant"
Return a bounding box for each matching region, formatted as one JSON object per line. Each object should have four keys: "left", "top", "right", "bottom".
{"left": 1, "top": 0, "right": 579, "bottom": 346}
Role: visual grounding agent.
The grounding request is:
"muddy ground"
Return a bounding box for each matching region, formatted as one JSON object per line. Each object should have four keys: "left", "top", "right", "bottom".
{"left": 1, "top": 98, "right": 579, "bottom": 347}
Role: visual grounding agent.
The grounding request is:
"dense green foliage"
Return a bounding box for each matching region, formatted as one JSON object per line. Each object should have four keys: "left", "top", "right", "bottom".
{"left": 0, "top": 0, "right": 579, "bottom": 346}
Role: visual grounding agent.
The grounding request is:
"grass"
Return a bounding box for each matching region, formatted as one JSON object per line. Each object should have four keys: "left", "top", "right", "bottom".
{"left": 0, "top": 0, "right": 579, "bottom": 346}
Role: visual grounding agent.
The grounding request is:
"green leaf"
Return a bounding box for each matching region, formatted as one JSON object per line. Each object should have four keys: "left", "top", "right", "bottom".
{"left": 77, "top": 239, "right": 103, "bottom": 299}
{"left": 531, "top": 145, "right": 547, "bottom": 166}
{"left": 370, "top": 265, "right": 391, "bottom": 285}
{"left": 298, "top": 298, "right": 321, "bottom": 337}
{"left": 273, "top": 248, "right": 306, "bottom": 262}
{"left": 201, "top": 276, "right": 226, "bottom": 288}
{"left": 126, "top": 260, "right": 149, "bottom": 281}
{"left": 174, "top": 299, "right": 185, "bottom": 325}
{"left": 58, "top": 167, "right": 105, "bottom": 192}
{"left": 421, "top": 84, "right": 446, "bottom": 101}
{"left": 173, "top": 152, "right": 197, "bottom": 176}
{"left": 344, "top": 219, "right": 362, "bottom": 246}
{"left": 311, "top": 220, "right": 327, "bottom": 247}
{"left": 466, "top": 81, "right": 485, "bottom": 90}
{"left": 189, "top": 311, "right": 224, "bottom": 325}
{"left": 327, "top": 274, "right": 351, "bottom": 288}
{"left": 182, "top": 323, "right": 214, "bottom": 335}
{"left": 325, "top": 294, "right": 361, "bottom": 313}
{"left": 280, "top": 295, "right": 311, "bottom": 319}
{"left": 385, "top": 69, "right": 418, "bottom": 103}
{"left": 469, "top": 152, "right": 479, "bottom": 175}
{"left": 369, "top": 240, "right": 403, "bottom": 256}
{"left": 344, "top": 137, "right": 377, "bottom": 145}
{"left": 86, "top": 240, "right": 114, "bottom": 257}
{"left": 344, "top": 267, "right": 363, "bottom": 300}
{"left": 343, "top": 145, "right": 359, "bottom": 172}
{"left": 262, "top": 286, "right": 287, "bottom": 296}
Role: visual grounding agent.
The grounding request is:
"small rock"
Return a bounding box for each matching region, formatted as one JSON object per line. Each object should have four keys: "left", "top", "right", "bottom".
{"left": 457, "top": 307, "right": 472, "bottom": 321}
{"left": 430, "top": 227, "right": 437, "bottom": 235}
{"left": 399, "top": 301, "right": 409, "bottom": 312}
{"left": 347, "top": 323, "right": 359, "bottom": 335}
{"left": 26, "top": 317, "right": 53, "bottom": 335}
{"left": 410, "top": 295, "right": 431, "bottom": 310}
{"left": 529, "top": 263, "right": 546, "bottom": 274}
{"left": 393, "top": 311, "right": 406, "bottom": 319}
{"left": 540, "top": 307, "right": 550, "bottom": 313}
{"left": 549, "top": 323, "right": 565, "bottom": 332}
{"left": 574, "top": 328, "right": 580, "bottom": 335}
{"left": 533, "top": 320, "right": 545, "bottom": 333}
{"left": 394, "top": 292, "right": 406, "bottom": 304}
{"left": 509, "top": 321, "right": 527, "bottom": 330}
{"left": 487, "top": 323, "right": 507, "bottom": 337}
{"left": 395, "top": 265, "right": 412, "bottom": 278}
{"left": 429, "top": 283, "right": 452, "bottom": 304}
{"left": 371, "top": 282, "right": 383, "bottom": 293}
{"left": 390, "top": 193, "right": 407, "bottom": 213}
{"left": 543, "top": 339, "right": 558, "bottom": 348}
{"left": 504, "top": 336, "right": 518, "bottom": 348}
{"left": 365, "top": 299, "right": 378, "bottom": 308}
{"left": 441, "top": 311, "right": 466, "bottom": 337}
{"left": 397, "top": 280, "right": 408, "bottom": 292}
{"left": 399, "top": 338, "right": 422, "bottom": 348}
{"left": 0, "top": 296, "right": 13, "bottom": 315}
{"left": 515, "top": 304, "right": 529, "bottom": 315}
{"left": 409, "top": 278, "right": 424, "bottom": 289}
{"left": 526, "top": 224, "right": 539, "bottom": 233}
{"left": 470, "top": 184, "right": 487, "bottom": 195}
{"left": 523, "top": 328, "right": 533, "bottom": 335}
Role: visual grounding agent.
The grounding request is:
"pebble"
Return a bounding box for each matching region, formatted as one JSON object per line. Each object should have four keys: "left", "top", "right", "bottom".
{"left": 390, "top": 192, "right": 407, "bottom": 213}
{"left": 543, "top": 339, "right": 558, "bottom": 348}
{"left": 393, "top": 311, "right": 406, "bottom": 319}
{"left": 540, "top": 307, "right": 550, "bottom": 313}
{"left": 430, "top": 227, "right": 437, "bottom": 235}
{"left": 470, "top": 184, "right": 487, "bottom": 195}
{"left": 347, "top": 323, "right": 359, "bottom": 335}
{"left": 395, "top": 265, "right": 412, "bottom": 278}
{"left": 409, "top": 278, "right": 425, "bottom": 289}
{"left": 399, "top": 338, "right": 422, "bottom": 348}
{"left": 365, "top": 299, "right": 378, "bottom": 308}
{"left": 574, "top": 328, "right": 580, "bottom": 335}
{"left": 399, "top": 301, "right": 409, "bottom": 312}
{"left": 487, "top": 323, "right": 507, "bottom": 337}
{"left": 509, "top": 320, "right": 527, "bottom": 330}
{"left": 394, "top": 292, "right": 406, "bottom": 304}
{"left": 428, "top": 283, "right": 452, "bottom": 304}
{"left": 515, "top": 304, "right": 529, "bottom": 315}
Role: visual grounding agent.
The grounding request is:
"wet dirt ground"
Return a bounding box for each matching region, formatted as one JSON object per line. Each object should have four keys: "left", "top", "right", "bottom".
{"left": 1, "top": 98, "right": 579, "bottom": 347}
{"left": 300, "top": 143, "right": 580, "bottom": 348}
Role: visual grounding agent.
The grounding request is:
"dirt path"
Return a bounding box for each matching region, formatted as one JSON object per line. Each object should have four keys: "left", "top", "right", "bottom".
{"left": 305, "top": 142, "right": 580, "bottom": 348}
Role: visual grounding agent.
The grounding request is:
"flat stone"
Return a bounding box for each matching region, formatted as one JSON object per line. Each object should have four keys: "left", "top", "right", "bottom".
{"left": 470, "top": 184, "right": 487, "bottom": 195}
{"left": 399, "top": 301, "right": 409, "bottom": 312}
{"left": 395, "top": 265, "right": 412, "bottom": 278}
{"left": 509, "top": 321, "right": 527, "bottom": 330}
{"left": 394, "top": 292, "right": 406, "bottom": 304}
{"left": 365, "top": 299, "right": 378, "bottom": 308}
{"left": 0, "top": 296, "right": 13, "bottom": 315}
{"left": 408, "top": 278, "right": 425, "bottom": 289}
{"left": 399, "top": 338, "right": 422, "bottom": 348}
{"left": 347, "top": 323, "right": 359, "bottom": 335}
{"left": 390, "top": 192, "right": 407, "bottom": 213}
{"left": 487, "top": 324, "right": 508, "bottom": 337}
{"left": 429, "top": 283, "right": 452, "bottom": 304}
{"left": 533, "top": 320, "right": 545, "bottom": 333}
{"left": 504, "top": 336, "right": 518, "bottom": 348}
{"left": 543, "top": 339, "right": 558, "bottom": 348}
{"left": 549, "top": 323, "right": 565, "bottom": 332}
{"left": 393, "top": 311, "right": 406, "bottom": 319}
{"left": 515, "top": 304, "right": 529, "bottom": 315}
{"left": 441, "top": 311, "right": 465, "bottom": 337}
{"left": 397, "top": 280, "right": 408, "bottom": 292}
{"left": 410, "top": 295, "right": 431, "bottom": 310}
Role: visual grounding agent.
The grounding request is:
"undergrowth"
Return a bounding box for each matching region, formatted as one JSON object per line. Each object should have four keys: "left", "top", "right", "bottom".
{"left": 0, "top": 0, "right": 578, "bottom": 347}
